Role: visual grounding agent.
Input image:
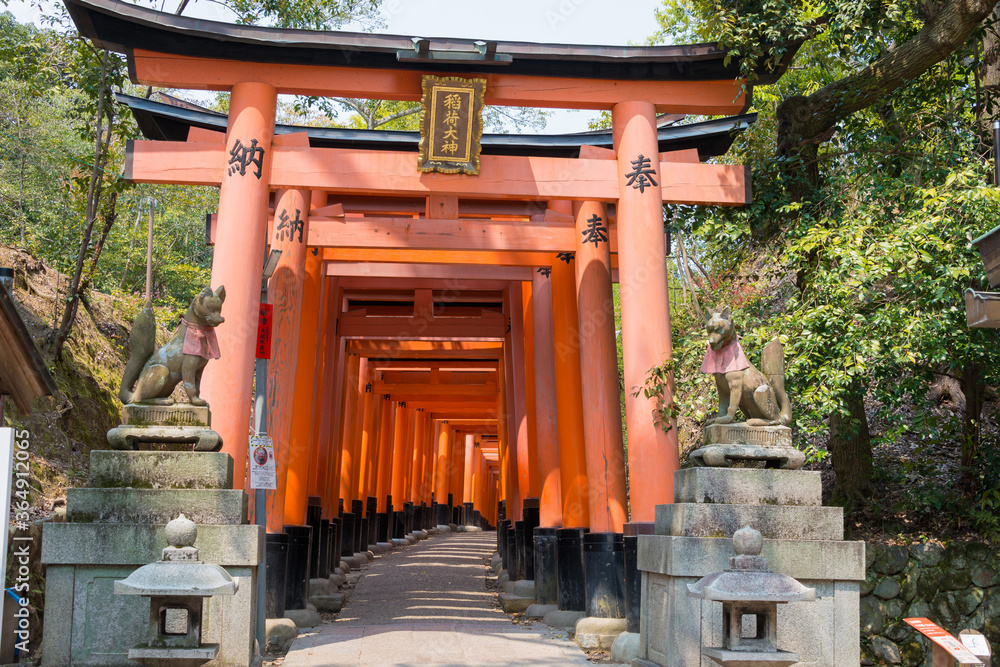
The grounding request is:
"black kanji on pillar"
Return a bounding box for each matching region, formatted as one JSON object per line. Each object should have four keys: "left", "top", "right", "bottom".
{"left": 581, "top": 214, "right": 609, "bottom": 246}
{"left": 227, "top": 138, "right": 265, "bottom": 179}
{"left": 624, "top": 154, "right": 658, "bottom": 193}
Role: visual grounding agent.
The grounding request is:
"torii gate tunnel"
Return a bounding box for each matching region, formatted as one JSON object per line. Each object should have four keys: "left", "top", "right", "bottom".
{"left": 69, "top": 0, "right": 791, "bottom": 567}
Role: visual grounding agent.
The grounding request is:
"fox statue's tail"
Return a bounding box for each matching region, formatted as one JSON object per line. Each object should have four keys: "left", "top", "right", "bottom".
{"left": 761, "top": 338, "right": 793, "bottom": 426}
{"left": 119, "top": 302, "right": 156, "bottom": 404}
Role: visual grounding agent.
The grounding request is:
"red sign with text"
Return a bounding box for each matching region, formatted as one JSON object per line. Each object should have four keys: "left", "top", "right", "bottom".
{"left": 905, "top": 618, "right": 982, "bottom": 664}
{"left": 256, "top": 304, "right": 273, "bottom": 359}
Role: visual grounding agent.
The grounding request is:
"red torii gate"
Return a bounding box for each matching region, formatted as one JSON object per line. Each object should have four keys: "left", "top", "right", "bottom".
{"left": 68, "top": 0, "right": 792, "bottom": 538}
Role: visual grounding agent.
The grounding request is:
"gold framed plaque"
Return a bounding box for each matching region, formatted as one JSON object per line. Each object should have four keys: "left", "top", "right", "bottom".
{"left": 418, "top": 75, "right": 486, "bottom": 175}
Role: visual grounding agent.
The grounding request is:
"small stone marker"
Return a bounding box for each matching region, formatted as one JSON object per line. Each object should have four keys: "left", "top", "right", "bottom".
{"left": 904, "top": 618, "right": 982, "bottom": 665}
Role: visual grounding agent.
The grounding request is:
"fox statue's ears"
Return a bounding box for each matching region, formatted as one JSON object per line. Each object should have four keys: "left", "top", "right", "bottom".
{"left": 214, "top": 285, "right": 226, "bottom": 303}
{"left": 704, "top": 305, "right": 733, "bottom": 325}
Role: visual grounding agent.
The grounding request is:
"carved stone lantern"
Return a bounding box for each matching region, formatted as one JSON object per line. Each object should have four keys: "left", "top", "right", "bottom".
{"left": 115, "top": 514, "right": 237, "bottom": 667}
{"left": 686, "top": 525, "right": 815, "bottom": 667}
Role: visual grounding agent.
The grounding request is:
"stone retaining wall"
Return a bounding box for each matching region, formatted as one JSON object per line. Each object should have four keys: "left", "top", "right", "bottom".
{"left": 860, "top": 541, "right": 998, "bottom": 665}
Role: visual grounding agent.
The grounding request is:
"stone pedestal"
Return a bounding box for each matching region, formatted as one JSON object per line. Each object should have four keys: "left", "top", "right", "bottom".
{"left": 41, "top": 451, "right": 262, "bottom": 667}
{"left": 635, "top": 467, "right": 864, "bottom": 666}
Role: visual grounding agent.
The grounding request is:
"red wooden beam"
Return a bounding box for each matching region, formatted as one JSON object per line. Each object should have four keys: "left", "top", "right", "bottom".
{"left": 125, "top": 141, "right": 751, "bottom": 205}
{"left": 130, "top": 49, "right": 748, "bottom": 113}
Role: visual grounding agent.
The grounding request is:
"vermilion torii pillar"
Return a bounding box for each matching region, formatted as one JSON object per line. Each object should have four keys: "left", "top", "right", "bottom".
{"left": 201, "top": 82, "right": 277, "bottom": 488}
{"left": 283, "top": 191, "right": 326, "bottom": 526}
{"left": 551, "top": 253, "right": 590, "bottom": 529}
{"left": 265, "top": 185, "right": 312, "bottom": 531}
{"left": 355, "top": 380, "right": 377, "bottom": 501}
{"left": 375, "top": 396, "right": 395, "bottom": 511}
{"left": 574, "top": 200, "right": 628, "bottom": 533}
{"left": 614, "top": 101, "right": 678, "bottom": 521}
{"left": 531, "top": 270, "right": 562, "bottom": 528}
{"left": 390, "top": 403, "right": 410, "bottom": 508}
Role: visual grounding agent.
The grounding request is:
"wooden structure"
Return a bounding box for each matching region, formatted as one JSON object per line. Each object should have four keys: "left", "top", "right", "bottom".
{"left": 0, "top": 287, "right": 56, "bottom": 416}
{"left": 68, "top": 0, "right": 793, "bottom": 535}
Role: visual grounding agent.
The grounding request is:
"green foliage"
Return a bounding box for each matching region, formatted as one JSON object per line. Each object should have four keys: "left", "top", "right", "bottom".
{"left": 0, "top": 13, "right": 214, "bottom": 313}
{"left": 651, "top": 0, "right": 1000, "bottom": 535}
{"left": 222, "top": 0, "right": 381, "bottom": 29}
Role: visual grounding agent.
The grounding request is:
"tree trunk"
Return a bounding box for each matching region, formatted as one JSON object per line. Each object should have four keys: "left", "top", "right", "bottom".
{"left": 960, "top": 362, "right": 985, "bottom": 491}
{"left": 52, "top": 50, "right": 112, "bottom": 360}
{"left": 829, "top": 389, "right": 874, "bottom": 506}
{"left": 777, "top": 0, "right": 1000, "bottom": 155}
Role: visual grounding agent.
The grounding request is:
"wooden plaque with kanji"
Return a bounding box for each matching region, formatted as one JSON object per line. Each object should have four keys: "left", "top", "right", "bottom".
{"left": 418, "top": 75, "right": 486, "bottom": 175}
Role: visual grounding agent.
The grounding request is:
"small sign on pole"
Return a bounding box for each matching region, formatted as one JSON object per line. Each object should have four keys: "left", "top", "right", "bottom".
{"left": 248, "top": 435, "right": 276, "bottom": 490}
{"left": 961, "top": 630, "right": 992, "bottom": 667}
{"left": 905, "top": 618, "right": 983, "bottom": 665}
{"left": 255, "top": 304, "right": 273, "bottom": 360}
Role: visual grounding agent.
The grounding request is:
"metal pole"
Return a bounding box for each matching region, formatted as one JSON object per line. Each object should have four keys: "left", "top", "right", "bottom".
{"left": 253, "top": 281, "right": 268, "bottom": 656}
{"left": 993, "top": 120, "right": 1000, "bottom": 188}
{"left": 145, "top": 199, "right": 155, "bottom": 302}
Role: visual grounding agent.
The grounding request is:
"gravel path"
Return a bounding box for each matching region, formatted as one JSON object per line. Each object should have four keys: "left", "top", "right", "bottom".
{"left": 281, "top": 531, "right": 595, "bottom": 666}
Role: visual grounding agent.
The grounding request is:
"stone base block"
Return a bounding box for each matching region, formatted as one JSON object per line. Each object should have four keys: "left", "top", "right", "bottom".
{"left": 284, "top": 604, "right": 321, "bottom": 629}
{"left": 542, "top": 609, "right": 586, "bottom": 630}
{"left": 502, "top": 579, "right": 535, "bottom": 598}
{"left": 673, "top": 467, "right": 821, "bottom": 506}
{"left": 264, "top": 618, "right": 297, "bottom": 654}
{"left": 41, "top": 523, "right": 262, "bottom": 667}
{"left": 524, "top": 603, "right": 558, "bottom": 619}
{"left": 121, "top": 403, "right": 210, "bottom": 427}
{"left": 341, "top": 556, "right": 363, "bottom": 569}
{"left": 499, "top": 593, "right": 534, "bottom": 614}
{"left": 309, "top": 578, "right": 330, "bottom": 597}
{"left": 309, "top": 594, "right": 344, "bottom": 613}
{"left": 704, "top": 423, "right": 792, "bottom": 448}
{"left": 106, "top": 424, "right": 221, "bottom": 452}
{"left": 575, "top": 616, "right": 626, "bottom": 649}
{"left": 436, "top": 524, "right": 453, "bottom": 532}
{"left": 464, "top": 525, "right": 482, "bottom": 532}
{"left": 367, "top": 544, "right": 384, "bottom": 554}
{"left": 637, "top": 534, "right": 863, "bottom": 667}
{"left": 88, "top": 450, "right": 234, "bottom": 490}
{"left": 702, "top": 647, "right": 800, "bottom": 666}
{"left": 413, "top": 530, "right": 428, "bottom": 539}
{"left": 353, "top": 551, "right": 371, "bottom": 562}
{"left": 610, "top": 631, "right": 640, "bottom": 664}
{"left": 654, "top": 503, "right": 843, "bottom": 541}
{"left": 346, "top": 572, "right": 362, "bottom": 585}
{"left": 328, "top": 574, "right": 346, "bottom": 588}
{"left": 66, "top": 488, "right": 247, "bottom": 525}
{"left": 496, "top": 571, "right": 510, "bottom": 589}
{"left": 376, "top": 542, "right": 395, "bottom": 551}
{"left": 390, "top": 538, "right": 409, "bottom": 547}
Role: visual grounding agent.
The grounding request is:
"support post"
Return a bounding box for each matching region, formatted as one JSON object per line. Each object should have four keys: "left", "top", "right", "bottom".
{"left": 531, "top": 270, "right": 563, "bottom": 528}
{"left": 283, "top": 191, "right": 326, "bottom": 526}
{"left": 266, "top": 187, "right": 312, "bottom": 531}
{"left": 551, "top": 251, "right": 590, "bottom": 529}
{"left": 574, "top": 200, "right": 628, "bottom": 533}
{"left": 202, "top": 81, "right": 277, "bottom": 488}
{"left": 613, "top": 101, "right": 678, "bottom": 520}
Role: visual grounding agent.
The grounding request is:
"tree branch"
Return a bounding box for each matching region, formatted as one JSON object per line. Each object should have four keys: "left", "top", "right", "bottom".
{"left": 777, "top": 0, "right": 1000, "bottom": 153}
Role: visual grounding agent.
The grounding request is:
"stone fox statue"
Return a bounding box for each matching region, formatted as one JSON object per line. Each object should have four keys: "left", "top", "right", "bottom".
{"left": 119, "top": 286, "right": 226, "bottom": 406}
{"left": 702, "top": 306, "right": 792, "bottom": 427}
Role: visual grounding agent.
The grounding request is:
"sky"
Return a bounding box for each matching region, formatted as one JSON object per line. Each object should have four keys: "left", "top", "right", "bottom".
{"left": 7, "top": 0, "right": 667, "bottom": 133}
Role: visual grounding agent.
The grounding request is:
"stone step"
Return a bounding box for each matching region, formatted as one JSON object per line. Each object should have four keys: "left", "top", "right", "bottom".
{"left": 655, "top": 502, "right": 843, "bottom": 541}
{"left": 66, "top": 488, "right": 247, "bottom": 525}
{"left": 89, "top": 450, "right": 234, "bottom": 490}
{"left": 673, "top": 467, "right": 821, "bottom": 506}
